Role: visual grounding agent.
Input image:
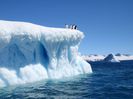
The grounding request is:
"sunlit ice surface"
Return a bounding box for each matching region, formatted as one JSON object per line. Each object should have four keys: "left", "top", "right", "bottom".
{"left": 0, "top": 20, "right": 92, "bottom": 87}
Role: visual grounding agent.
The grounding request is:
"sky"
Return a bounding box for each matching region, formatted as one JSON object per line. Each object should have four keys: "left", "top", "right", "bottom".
{"left": 0, "top": 0, "right": 133, "bottom": 55}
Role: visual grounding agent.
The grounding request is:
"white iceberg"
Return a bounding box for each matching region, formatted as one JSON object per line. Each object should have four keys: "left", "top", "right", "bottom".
{"left": 0, "top": 20, "right": 92, "bottom": 87}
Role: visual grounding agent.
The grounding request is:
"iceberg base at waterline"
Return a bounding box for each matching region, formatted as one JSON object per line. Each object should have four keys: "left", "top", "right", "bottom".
{"left": 0, "top": 20, "right": 92, "bottom": 87}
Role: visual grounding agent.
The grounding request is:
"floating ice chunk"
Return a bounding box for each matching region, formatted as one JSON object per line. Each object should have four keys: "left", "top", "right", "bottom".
{"left": 0, "top": 20, "right": 92, "bottom": 87}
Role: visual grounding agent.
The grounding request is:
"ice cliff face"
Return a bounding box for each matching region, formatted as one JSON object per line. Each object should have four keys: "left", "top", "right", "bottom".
{"left": 0, "top": 20, "right": 92, "bottom": 87}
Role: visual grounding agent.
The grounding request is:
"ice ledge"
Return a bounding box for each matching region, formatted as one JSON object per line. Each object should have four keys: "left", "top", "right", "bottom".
{"left": 0, "top": 20, "right": 84, "bottom": 42}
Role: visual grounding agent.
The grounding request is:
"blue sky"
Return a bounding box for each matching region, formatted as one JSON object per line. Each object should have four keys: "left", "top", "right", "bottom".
{"left": 0, "top": 0, "right": 133, "bottom": 55}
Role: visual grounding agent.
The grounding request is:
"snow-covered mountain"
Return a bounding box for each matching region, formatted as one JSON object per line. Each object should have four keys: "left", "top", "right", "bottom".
{"left": 0, "top": 20, "right": 92, "bottom": 87}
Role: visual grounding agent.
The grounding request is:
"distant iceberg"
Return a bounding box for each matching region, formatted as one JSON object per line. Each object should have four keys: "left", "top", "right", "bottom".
{"left": 82, "top": 54, "right": 133, "bottom": 62}
{"left": 103, "top": 54, "right": 120, "bottom": 62}
{"left": 0, "top": 20, "right": 92, "bottom": 87}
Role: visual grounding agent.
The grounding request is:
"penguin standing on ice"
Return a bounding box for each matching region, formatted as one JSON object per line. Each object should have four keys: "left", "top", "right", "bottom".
{"left": 65, "top": 24, "right": 69, "bottom": 29}
{"left": 70, "top": 24, "right": 73, "bottom": 29}
{"left": 65, "top": 24, "right": 77, "bottom": 29}
{"left": 72, "top": 24, "right": 77, "bottom": 30}
{"left": 74, "top": 25, "right": 77, "bottom": 30}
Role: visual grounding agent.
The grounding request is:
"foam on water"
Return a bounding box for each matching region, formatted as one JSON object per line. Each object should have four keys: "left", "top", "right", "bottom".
{"left": 0, "top": 20, "right": 92, "bottom": 87}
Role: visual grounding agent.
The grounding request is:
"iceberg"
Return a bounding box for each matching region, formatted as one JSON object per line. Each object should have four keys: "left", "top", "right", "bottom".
{"left": 0, "top": 20, "right": 92, "bottom": 87}
{"left": 103, "top": 54, "right": 120, "bottom": 62}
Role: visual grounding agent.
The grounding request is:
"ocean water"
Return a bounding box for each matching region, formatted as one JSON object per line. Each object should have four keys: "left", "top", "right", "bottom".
{"left": 0, "top": 60, "right": 133, "bottom": 99}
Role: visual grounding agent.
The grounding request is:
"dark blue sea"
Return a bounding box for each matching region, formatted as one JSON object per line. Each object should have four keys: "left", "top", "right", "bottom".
{"left": 0, "top": 60, "right": 133, "bottom": 99}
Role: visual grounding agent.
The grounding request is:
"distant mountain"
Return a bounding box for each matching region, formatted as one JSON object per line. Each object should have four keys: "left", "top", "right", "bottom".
{"left": 103, "top": 54, "right": 120, "bottom": 62}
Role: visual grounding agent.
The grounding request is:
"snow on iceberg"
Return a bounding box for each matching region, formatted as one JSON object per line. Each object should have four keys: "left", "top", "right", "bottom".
{"left": 0, "top": 20, "right": 92, "bottom": 87}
